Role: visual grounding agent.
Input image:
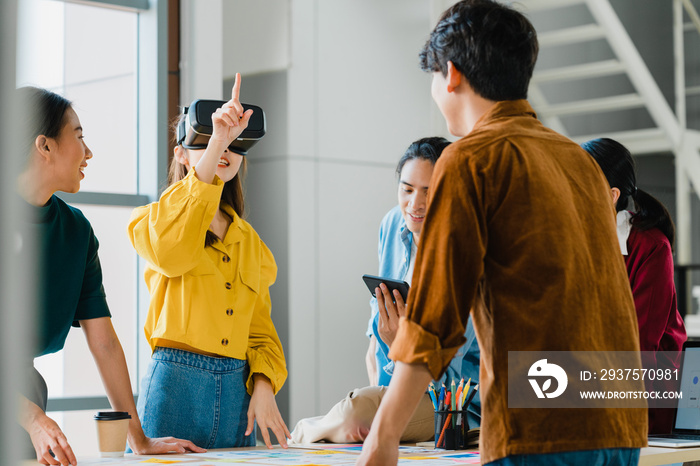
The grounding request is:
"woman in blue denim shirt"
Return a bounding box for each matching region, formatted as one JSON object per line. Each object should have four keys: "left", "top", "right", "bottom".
{"left": 290, "top": 137, "right": 480, "bottom": 444}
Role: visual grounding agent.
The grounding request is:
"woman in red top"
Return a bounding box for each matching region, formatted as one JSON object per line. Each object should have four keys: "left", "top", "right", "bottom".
{"left": 583, "top": 137, "right": 687, "bottom": 434}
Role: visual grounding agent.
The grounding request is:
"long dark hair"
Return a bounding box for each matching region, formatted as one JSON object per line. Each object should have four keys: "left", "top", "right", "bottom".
{"left": 169, "top": 114, "right": 246, "bottom": 247}
{"left": 396, "top": 137, "right": 451, "bottom": 178}
{"left": 581, "top": 137, "right": 675, "bottom": 249}
{"left": 18, "top": 86, "right": 73, "bottom": 158}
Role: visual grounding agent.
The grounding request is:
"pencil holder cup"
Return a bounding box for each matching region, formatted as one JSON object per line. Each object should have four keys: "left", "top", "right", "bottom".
{"left": 434, "top": 409, "right": 468, "bottom": 450}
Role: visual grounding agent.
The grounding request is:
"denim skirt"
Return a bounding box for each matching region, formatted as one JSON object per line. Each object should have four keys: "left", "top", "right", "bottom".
{"left": 136, "top": 347, "right": 255, "bottom": 449}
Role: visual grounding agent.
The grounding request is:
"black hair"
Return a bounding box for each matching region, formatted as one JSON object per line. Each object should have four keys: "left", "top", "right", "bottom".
{"left": 419, "top": 0, "right": 538, "bottom": 101}
{"left": 17, "top": 86, "right": 73, "bottom": 157}
{"left": 581, "top": 137, "right": 675, "bottom": 249}
{"left": 396, "top": 137, "right": 451, "bottom": 178}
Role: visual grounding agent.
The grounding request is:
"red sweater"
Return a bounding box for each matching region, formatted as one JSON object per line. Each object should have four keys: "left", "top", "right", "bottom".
{"left": 625, "top": 226, "right": 687, "bottom": 434}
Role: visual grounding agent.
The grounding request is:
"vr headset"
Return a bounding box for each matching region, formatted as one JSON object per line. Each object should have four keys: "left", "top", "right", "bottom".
{"left": 176, "top": 99, "right": 266, "bottom": 156}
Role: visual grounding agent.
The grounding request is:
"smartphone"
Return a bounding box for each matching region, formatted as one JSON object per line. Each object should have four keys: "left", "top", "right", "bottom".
{"left": 362, "top": 274, "right": 410, "bottom": 302}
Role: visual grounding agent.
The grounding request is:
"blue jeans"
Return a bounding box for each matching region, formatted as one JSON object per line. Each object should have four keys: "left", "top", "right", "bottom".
{"left": 484, "top": 448, "right": 640, "bottom": 466}
{"left": 136, "top": 347, "right": 255, "bottom": 449}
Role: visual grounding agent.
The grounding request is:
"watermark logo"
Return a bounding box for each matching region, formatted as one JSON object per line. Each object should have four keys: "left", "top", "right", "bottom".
{"left": 510, "top": 351, "right": 681, "bottom": 408}
{"left": 528, "top": 359, "right": 568, "bottom": 399}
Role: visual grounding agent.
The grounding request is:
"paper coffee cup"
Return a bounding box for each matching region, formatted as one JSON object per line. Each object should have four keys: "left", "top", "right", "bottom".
{"left": 94, "top": 411, "right": 131, "bottom": 457}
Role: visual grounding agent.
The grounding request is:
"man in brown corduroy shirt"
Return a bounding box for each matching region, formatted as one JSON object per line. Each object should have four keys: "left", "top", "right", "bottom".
{"left": 357, "top": 1, "right": 647, "bottom": 465}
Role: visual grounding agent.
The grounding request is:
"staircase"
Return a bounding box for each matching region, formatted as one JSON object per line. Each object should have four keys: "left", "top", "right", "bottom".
{"left": 518, "top": 0, "right": 700, "bottom": 263}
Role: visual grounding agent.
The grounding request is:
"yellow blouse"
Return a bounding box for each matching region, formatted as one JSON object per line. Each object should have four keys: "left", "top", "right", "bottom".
{"left": 128, "top": 169, "right": 287, "bottom": 395}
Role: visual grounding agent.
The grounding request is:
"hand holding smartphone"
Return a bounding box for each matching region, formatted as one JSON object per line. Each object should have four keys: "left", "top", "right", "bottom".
{"left": 362, "top": 274, "right": 409, "bottom": 302}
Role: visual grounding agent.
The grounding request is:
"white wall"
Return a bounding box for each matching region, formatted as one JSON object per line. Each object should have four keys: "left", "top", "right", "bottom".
{"left": 222, "top": 0, "right": 290, "bottom": 79}
{"left": 180, "top": 0, "right": 224, "bottom": 103}
{"left": 288, "top": 0, "right": 441, "bottom": 424}
{"left": 215, "top": 0, "right": 440, "bottom": 426}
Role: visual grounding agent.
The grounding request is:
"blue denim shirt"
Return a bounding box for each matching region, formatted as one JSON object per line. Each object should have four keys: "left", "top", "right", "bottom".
{"left": 366, "top": 206, "right": 481, "bottom": 426}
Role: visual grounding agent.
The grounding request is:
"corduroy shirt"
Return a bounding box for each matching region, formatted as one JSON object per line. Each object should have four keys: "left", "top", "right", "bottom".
{"left": 389, "top": 100, "right": 647, "bottom": 463}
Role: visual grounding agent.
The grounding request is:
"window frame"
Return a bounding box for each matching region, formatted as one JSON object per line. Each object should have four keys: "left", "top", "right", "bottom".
{"left": 61, "top": 0, "right": 149, "bottom": 12}
{"left": 43, "top": 0, "right": 170, "bottom": 413}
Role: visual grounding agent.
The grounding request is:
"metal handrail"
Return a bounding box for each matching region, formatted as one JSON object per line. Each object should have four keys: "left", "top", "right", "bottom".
{"left": 681, "top": 0, "right": 700, "bottom": 35}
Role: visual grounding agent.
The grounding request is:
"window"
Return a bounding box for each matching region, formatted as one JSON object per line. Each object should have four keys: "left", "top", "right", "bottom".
{"left": 16, "top": 0, "right": 164, "bottom": 456}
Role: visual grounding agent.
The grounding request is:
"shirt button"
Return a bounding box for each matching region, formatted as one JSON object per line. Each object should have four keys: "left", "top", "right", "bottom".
{"left": 225, "top": 282, "right": 232, "bottom": 289}
{"left": 221, "top": 338, "right": 229, "bottom": 346}
{"left": 222, "top": 255, "right": 230, "bottom": 263}
{"left": 226, "top": 308, "right": 233, "bottom": 316}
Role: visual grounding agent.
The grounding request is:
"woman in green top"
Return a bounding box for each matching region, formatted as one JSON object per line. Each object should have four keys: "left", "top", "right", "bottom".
{"left": 16, "top": 86, "right": 205, "bottom": 465}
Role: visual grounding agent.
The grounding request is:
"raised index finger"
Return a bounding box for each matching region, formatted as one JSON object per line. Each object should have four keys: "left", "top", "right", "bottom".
{"left": 231, "top": 72, "right": 242, "bottom": 101}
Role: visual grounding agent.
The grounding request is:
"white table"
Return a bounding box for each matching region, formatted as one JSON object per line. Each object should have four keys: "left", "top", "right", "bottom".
{"left": 19, "top": 445, "right": 700, "bottom": 465}
{"left": 640, "top": 445, "right": 700, "bottom": 466}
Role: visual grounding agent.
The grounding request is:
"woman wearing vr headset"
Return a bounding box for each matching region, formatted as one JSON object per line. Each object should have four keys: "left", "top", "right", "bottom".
{"left": 128, "top": 74, "right": 290, "bottom": 449}
{"left": 16, "top": 86, "right": 204, "bottom": 466}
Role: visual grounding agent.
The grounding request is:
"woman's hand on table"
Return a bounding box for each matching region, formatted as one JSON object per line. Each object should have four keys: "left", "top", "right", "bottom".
{"left": 129, "top": 435, "right": 206, "bottom": 455}
{"left": 26, "top": 411, "right": 76, "bottom": 466}
{"left": 246, "top": 374, "right": 291, "bottom": 449}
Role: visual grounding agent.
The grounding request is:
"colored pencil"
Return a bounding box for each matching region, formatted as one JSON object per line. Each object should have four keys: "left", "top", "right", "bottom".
{"left": 456, "top": 378, "right": 464, "bottom": 410}
{"left": 428, "top": 386, "right": 438, "bottom": 410}
{"left": 437, "top": 413, "right": 452, "bottom": 448}
{"left": 462, "top": 378, "right": 471, "bottom": 406}
{"left": 465, "top": 383, "right": 479, "bottom": 408}
{"left": 456, "top": 387, "right": 463, "bottom": 427}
